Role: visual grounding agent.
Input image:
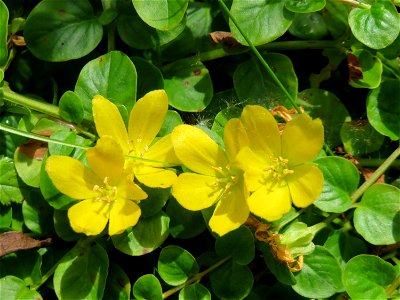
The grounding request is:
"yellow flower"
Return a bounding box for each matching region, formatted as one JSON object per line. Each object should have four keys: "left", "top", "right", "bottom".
{"left": 171, "top": 120, "right": 249, "bottom": 236}
{"left": 45, "top": 136, "right": 147, "bottom": 236}
{"left": 236, "top": 105, "right": 324, "bottom": 222}
{"left": 92, "top": 90, "right": 180, "bottom": 188}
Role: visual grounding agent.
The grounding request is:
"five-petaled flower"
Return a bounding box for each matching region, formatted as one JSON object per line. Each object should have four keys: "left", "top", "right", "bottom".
{"left": 236, "top": 105, "right": 324, "bottom": 222}
{"left": 92, "top": 90, "right": 180, "bottom": 188}
{"left": 46, "top": 136, "right": 147, "bottom": 236}
{"left": 171, "top": 120, "right": 249, "bottom": 236}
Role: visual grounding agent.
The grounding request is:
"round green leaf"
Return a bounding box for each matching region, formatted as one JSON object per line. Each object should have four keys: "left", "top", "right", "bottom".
{"left": 367, "top": 79, "right": 400, "bottom": 140}
{"left": 215, "top": 226, "right": 255, "bottom": 265}
{"left": 379, "top": 33, "right": 400, "bottom": 59}
{"left": 230, "top": 0, "right": 294, "bottom": 46}
{"left": 117, "top": 15, "right": 157, "bottom": 49}
{"left": 24, "top": 0, "right": 103, "bottom": 61}
{"left": 159, "top": 110, "right": 183, "bottom": 136}
{"left": 297, "top": 88, "right": 350, "bottom": 147}
{"left": 343, "top": 255, "right": 397, "bottom": 299}
{"left": 349, "top": 50, "right": 382, "bottom": 89}
{"left": 158, "top": 245, "right": 199, "bottom": 286}
{"left": 133, "top": 274, "right": 163, "bottom": 300}
{"left": 22, "top": 191, "right": 53, "bottom": 235}
{"left": 0, "top": 157, "right": 28, "bottom": 205}
{"left": 210, "top": 260, "right": 253, "bottom": 300}
{"left": 0, "top": 205, "right": 12, "bottom": 227}
{"left": 0, "top": 276, "right": 43, "bottom": 300}
{"left": 233, "top": 53, "right": 298, "bottom": 109}
{"left": 0, "top": 1, "right": 8, "bottom": 66}
{"left": 0, "top": 251, "right": 42, "bottom": 286}
{"left": 130, "top": 56, "right": 164, "bottom": 99}
{"left": 138, "top": 184, "right": 169, "bottom": 218}
{"left": 48, "top": 130, "right": 77, "bottom": 156}
{"left": 54, "top": 243, "right": 109, "bottom": 300}
{"left": 340, "top": 120, "right": 385, "bottom": 156}
{"left": 179, "top": 283, "right": 211, "bottom": 300}
{"left": 322, "top": 0, "right": 350, "bottom": 39}
{"left": 103, "top": 263, "right": 130, "bottom": 300}
{"left": 74, "top": 51, "right": 137, "bottom": 120}
{"left": 354, "top": 183, "right": 400, "bottom": 245}
{"left": 314, "top": 157, "right": 359, "bottom": 213}
{"left": 164, "top": 57, "right": 213, "bottom": 112}
{"left": 14, "top": 145, "right": 43, "bottom": 188}
{"left": 285, "top": 0, "right": 326, "bottom": 13}
{"left": 59, "top": 91, "right": 84, "bottom": 124}
{"left": 288, "top": 12, "right": 328, "bottom": 40}
{"left": 293, "top": 246, "right": 342, "bottom": 298}
{"left": 348, "top": 0, "right": 400, "bottom": 49}
{"left": 112, "top": 211, "right": 169, "bottom": 256}
{"left": 132, "top": 0, "right": 189, "bottom": 30}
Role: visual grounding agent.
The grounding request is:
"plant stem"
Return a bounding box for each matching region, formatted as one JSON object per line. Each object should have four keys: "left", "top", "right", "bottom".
{"left": 162, "top": 256, "right": 231, "bottom": 299}
{"left": 339, "top": 0, "right": 371, "bottom": 9}
{"left": 357, "top": 158, "right": 400, "bottom": 168}
{"left": 386, "top": 275, "right": 400, "bottom": 298}
{"left": 351, "top": 145, "right": 400, "bottom": 203}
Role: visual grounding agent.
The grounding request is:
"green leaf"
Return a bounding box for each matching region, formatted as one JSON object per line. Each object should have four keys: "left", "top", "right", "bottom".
{"left": 340, "top": 120, "right": 385, "bottom": 156}
{"left": 322, "top": 0, "right": 350, "bottom": 38}
{"left": 288, "top": 12, "right": 328, "bottom": 40}
{"left": 103, "top": 263, "right": 130, "bottom": 300}
{"left": 210, "top": 260, "right": 253, "bottom": 299}
{"left": 132, "top": 0, "right": 189, "bottom": 30}
{"left": 24, "top": 0, "right": 103, "bottom": 61}
{"left": 0, "top": 276, "right": 43, "bottom": 300}
{"left": 0, "top": 157, "right": 28, "bottom": 205}
{"left": 229, "top": 0, "right": 294, "bottom": 46}
{"left": 158, "top": 245, "right": 199, "bottom": 286}
{"left": 0, "top": 115, "right": 27, "bottom": 158}
{"left": 367, "top": 79, "right": 400, "bottom": 140}
{"left": 348, "top": 0, "right": 400, "bottom": 49}
{"left": 74, "top": 51, "right": 137, "bottom": 120}
{"left": 54, "top": 243, "right": 109, "bottom": 300}
{"left": 159, "top": 110, "right": 183, "bottom": 137}
{"left": 59, "top": 91, "right": 84, "bottom": 124}
{"left": 343, "top": 255, "right": 397, "bottom": 299}
{"left": 0, "top": 205, "right": 12, "bottom": 227}
{"left": 297, "top": 88, "right": 350, "bottom": 147}
{"left": 215, "top": 226, "right": 255, "bottom": 265}
{"left": 293, "top": 246, "right": 342, "bottom": 298}
{"left": 179, "top": 283, "right": 211, "bottom": 300}
{"left": 130, "top": 56, "right": 164, "bottom": 99}
{"left": 48, "top": 130, "right": 77, "bottom": 156}
{"left": 211, "top": 107, "right": 242, "bottom": 138}
{"left": 138, "top": 184, "right": 170, "bottom": 218}
{"left": 0, "top": 251, "right": 42, "bottom": 286}
{"left": 53, "top": 209, "right": 83, "bottom": 241}
{"left": 285, "top": 0, "right": 326, "bottom": 13}
{"left": 0, "top": 0, "right": 8, "bottom": 66}
{"left": 233, "top": 53, "right": 298, "bottom": 109}
{"left": 22, "top": 190, "right": 53, "bottom": 235}
{"left": 166, "top": 197, "right": 206, "bottom": 239}
{"left": 14, "top": 145, "right": 43, "bottom": 188}
{"left": 354, "top": 183, "right": 400, "bottom": 245}
{"left": 163, "top": 57, "right": 213, "bottom": 112}
{"left": 349, "top": 50, "right": 382, "bottom": 89}
{"left": 112, "top": 211, "right": 169, "bottom": 256}
{"left": 133, "top": 274, "right": 163, "bottom": 300}
{"left": 314, "top": 156, "right": 359, "bottom": 213}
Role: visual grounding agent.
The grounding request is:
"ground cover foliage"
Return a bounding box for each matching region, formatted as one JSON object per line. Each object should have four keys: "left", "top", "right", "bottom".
{"left": 0, "top": 0, "right": 399, "bottom": 299}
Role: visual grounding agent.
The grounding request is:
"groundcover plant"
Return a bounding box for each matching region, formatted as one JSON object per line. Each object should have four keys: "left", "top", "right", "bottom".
{"left": 0, "top": 0, "right": 399, "bottom": 299}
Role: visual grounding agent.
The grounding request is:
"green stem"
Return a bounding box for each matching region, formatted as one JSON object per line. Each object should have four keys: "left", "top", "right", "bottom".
{"left": 351, "top": 145, "right": 400, "bottom": 203}
{"left": 340, "top": 0, "right": 371, "bottom": 9}
{"left": 357, "top": 158, "right": 400, "bottom": 168}
{"left": 386, "top": 275, "right": 400, "bottom": 298}
{"left": 274, "top": 208, "right": 306, "bottom": 232}
{"left": 217, "top": 0, "right": 301, "bottom": 113}
{"left": 162, "top": 256, "right": 231, "bottom": 299}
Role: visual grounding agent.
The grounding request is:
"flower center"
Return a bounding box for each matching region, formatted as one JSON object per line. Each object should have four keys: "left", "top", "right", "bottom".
{"left": 93, "top": 177, "right": 117, "bottom": 204}
{"left": 265, "top": 156, "right": 294, "bottom": 181}
{"left": 212, "top": 164, "right": 241, "bottom": 193}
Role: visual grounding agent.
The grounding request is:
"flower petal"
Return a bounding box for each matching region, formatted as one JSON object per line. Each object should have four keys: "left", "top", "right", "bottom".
{"left": 128, "top": 90, "right": 168, "bottom": 155}
{"left": 287, "top": 164, "right": 324, "bottom": 208}
{"left": 108, "top": 199, "right": 141, "bottom": 235}
{"left": 45, "top": 156, "right": 99, "bottom": 199}
{"left": 247, "top": 184, "right": 292, "bottom": 221}
{"left": 209, "top": 181, "right": 249, "bottom": 236}
{"left": 117, "top": 172, "right": 148, "bottom": 201}
{"left": 172, "top": 173, "right": 222, "bottom": 211}
{"left": 172, "top": 125, "right": 228, "bottom": 176}
{"left": 240, "top": 105, "right": 280, "bottom": 157}
{"left": 68, "top": 199, "right": 109, "bottom": 235}
{"left": 144, "top": 134, "right": 181, "bottom": 167}
{"left": 92, "top": 95, "right": 129, "bottom": 154}
{"left": 282, "top": 113, "right": 324, "bottom": 166}
{"left": 86, "top": 136, "right": 124, "bottom": 183}
{"left": 135, "top": 166, "right": 177, "bottom": 188}
{"left": 224, "top": 118, "right": 249, "bottom": 161}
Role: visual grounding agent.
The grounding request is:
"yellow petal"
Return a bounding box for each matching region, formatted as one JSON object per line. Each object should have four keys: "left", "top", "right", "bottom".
{"left": 117, "top": 173, "right": 148, "bottom": 201}
{"left": 209, "top": 181, "right": 249, "bottom": 236}
{"left": 144, "top": 134, "right": 181, "bottom": 167}
{"left": 240, "top": 105, "right": 280, "bottom": 157}
{"left": 287, "top": 164, "right": 324, "bottom": 208}
{"left": 86, "top": 136, "right": 124, "bottom": 184}
{"left": 247, "top": 184, "right": 292, "bottom": 221}
{"left": 68, "top": 199, "right": 109, "bottom": 235}
{"left": 224, "top": 118, "right": 249, "bottom": 161}
{"left": 172, "top": 125, "right": 228, "bottom": 176}
{"left": 92, "top": 95, "right": 129, "bottom": 154}
{"left": 172, "top": 173, "right": 222, "bottom": 211}
{"left": 128, "top": 90, "right": 168, "bottom": 154}
{"left": 108, "top": 199, "right": 141, "bottom": 235}
{"left": 281, "top": 114, "right": 324, "bottom": 166}
{"left": 135, "top": 166, "right": 177, "bottom": 188}
{"left": 45, "top": 156, "right": 99, "bottom": 199}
